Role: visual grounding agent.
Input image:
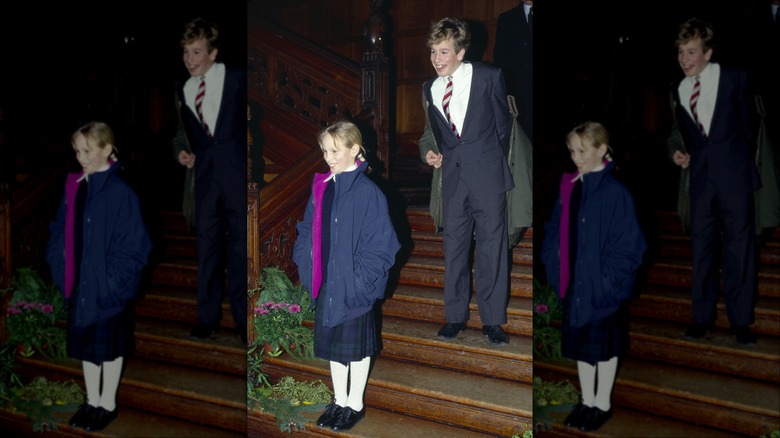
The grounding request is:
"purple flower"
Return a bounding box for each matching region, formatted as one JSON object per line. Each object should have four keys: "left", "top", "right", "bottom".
{"left": 256, "top": 308, "right": 270, "bottom": 315}
{"left": 7, "top": 307, "right": 21, "bottom": 315}
{"left": 535, "top": 304, "right": 549, "bottom": 314}
{"left": 270, "top": 302, "right": 287, "bottom": 310}
{"left": 40, "top": 304, "right": 54, "bottom": 314}
{"left": 288, "top": 304, "right": 301, "bottom": 314}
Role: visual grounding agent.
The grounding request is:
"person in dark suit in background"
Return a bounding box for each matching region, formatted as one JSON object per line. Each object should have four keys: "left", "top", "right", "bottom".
{"left": 669, "top": 17, "right": 761, "bottom": 345}
{"left": 174, "top": 17, "right": 247, "bottom": 344}
{"left": 419, "top": 17, "right": 513, "bottom": 346}
{"left": 494, "top": 0, "right": 533, "bottom": 142}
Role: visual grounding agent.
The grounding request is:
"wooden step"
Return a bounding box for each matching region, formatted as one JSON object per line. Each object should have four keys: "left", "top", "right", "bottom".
{"left": 628, "top": 317, "right": 780, "bottom": 383}
{"left": 150, "top": 259, "right": 199, "bottom": 289}
{"left": 0, "top": 407, "right": 245, "bottom": 437}
{"left": 656, "top": 233, "right": 780, "bottom": 266}
{"left": 398, "top": 255, "right": 532, "bottom": 298}
{"left": 535, "top": 358, "right": 780, "bottom": 437}
{"left": 133, "top": 318, "right": 246, "bottom": 376}
{"left": 382, "top": 284, "right": 532, "bottom": 336}
{"left": 262, "top": 355, "right": 531, "bottom": 437}
{"left": 646, "top": 257, "right": 780, "bottom": 298}
{"left": 630, "top": 284, "right": 780, "bottom": 336}
{"left": 158, "top": 233, "right": 197, "bottom": 259}
{"left": 534, "top": 404, "right": 736, "bottom": 437}
{"left": 135, "top": 284, "right": 237, "bottom": 330}
{"left": 405, "top": 206, "right": 535, "bottom": 245}
{"left": 410, "top": 229, "right": 533, "bottom": 265}
{"left": 378, "top": 317, "right": 532, "bottom": 382}
{"left": 16, "top": 356, "right": 247, "bottom": 434}
{"left": 248, "top": 406, "right": 493, "bottom": 437}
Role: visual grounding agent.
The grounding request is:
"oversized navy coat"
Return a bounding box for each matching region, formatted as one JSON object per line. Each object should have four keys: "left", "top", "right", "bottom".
{"left": 541, "top": 161, "right": 647, "bottom": 328}
{"left": 46, "top": 162, "right": 152, "bottom": 328}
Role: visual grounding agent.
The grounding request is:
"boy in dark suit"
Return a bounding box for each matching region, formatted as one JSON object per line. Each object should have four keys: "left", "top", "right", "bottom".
{"left": 419, "top": 17, "right": 513, "bottom": 345}
{"left": 174, "top": 17, "right": 247, "bottom": 344}
{"left": 669, "top": 17, "right": 761, "bottom": 345}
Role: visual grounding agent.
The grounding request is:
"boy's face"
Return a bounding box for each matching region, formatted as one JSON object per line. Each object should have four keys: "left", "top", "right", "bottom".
{"left": 567, "top": 134, "right": 607, "bottom": 175}
{"left": 430, "top": 38, "right": 465, "bottom": 78}
{"left": 677, "top": 38, "right": 712, "bottom": 77}
{"left": 320, "top": 133, "right": 359, "bottom": 175}
{"left": 183, "top": 38, "right": 218, "bottom": 77}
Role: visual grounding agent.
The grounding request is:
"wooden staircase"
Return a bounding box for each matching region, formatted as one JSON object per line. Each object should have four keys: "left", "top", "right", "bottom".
{"left": 1, "top": 211, "right": 247, "bottom": 437}
{"left": 534, "top": 211, "right": 780, "bottom": 437}
{"left": 251, "top": 205, "right": 533, "bottom": 437}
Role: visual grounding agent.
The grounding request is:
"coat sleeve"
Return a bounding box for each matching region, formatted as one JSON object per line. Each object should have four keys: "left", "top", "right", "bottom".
{"left": 293, "top": 193, "right": 315, "bottom": 294}
{"left": 105, "top": 189, "right": 152, "bottom": 304}
{"left": 597, "top": 189, "right": 646, "bottom": 307}
{"left": 46, "top": 195, "right": 67, "bottom": 296}
{"left": 541, "top": 197, "right": 562, "bottom": 295}
{"left": 350, "top": 188, "right": 400, "bottom": 306}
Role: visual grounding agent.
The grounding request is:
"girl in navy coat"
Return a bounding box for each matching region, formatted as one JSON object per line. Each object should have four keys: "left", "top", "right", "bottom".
{"left": 293, "top": 120, "right": 400, "bottom": 432}
{"left": 541, "top": 122, "right": 646, "bottom": 432}
{"left": 46, "top": 121, "right": 151, "bottom": 432}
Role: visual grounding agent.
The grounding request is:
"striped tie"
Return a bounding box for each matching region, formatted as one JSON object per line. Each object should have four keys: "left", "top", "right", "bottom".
{"left": 690, "top": 76, "right": 705, "bottom": 137}
{"left": 195, "top": 76, "right": 211, "bottom": 136}
{"left": 443, "top": 76, "right": 460, "bottom": 139}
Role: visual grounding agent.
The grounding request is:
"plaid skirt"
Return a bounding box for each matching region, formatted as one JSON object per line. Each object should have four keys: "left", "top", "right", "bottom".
{"left": 313, "top": 286, "right": 381, "bottom": 364}
{"left": 561, "top": 292, "right": 628, "bottom": 365}
{"left": 67, "top": 288, "right": 130, "bottom": 364}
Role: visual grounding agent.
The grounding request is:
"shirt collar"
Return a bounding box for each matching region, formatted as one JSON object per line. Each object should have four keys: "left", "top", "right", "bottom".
{"left": 324, "top": 161, "right": 359, "bottom": 182}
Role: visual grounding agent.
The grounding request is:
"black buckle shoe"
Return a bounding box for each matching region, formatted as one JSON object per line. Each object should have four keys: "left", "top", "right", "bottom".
{"left": 563, "top": 403, "right": 589, "bottom": 428}
{"left": 482, "top": 325, "right": 509, "bottom": 345}
{"left": 580, "top": 406, "right": 612, "bottom": 432}
{"left": 85, "top": 407, "right": 117, "bottom": 432}
{"left": 69, "top": 403, "right": 95, "bottom": 428}
{"left": 437, "top": 323, "right": 467, "bottom": 339}
{"left": 316, "top": 403, "right": 344, "bottom": 428}
{"left": 331, "top": 406, "right": 365, "bottom": 431}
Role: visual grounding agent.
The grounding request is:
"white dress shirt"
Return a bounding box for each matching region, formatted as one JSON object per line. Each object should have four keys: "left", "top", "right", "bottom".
{"left": 431, "top": 62, "right": 472, "bottom": 137}
{"left": 184, "top": 62, "right": 225, "bottom": 134}
{"left": 678, "top": 62, "right": 720, "bottom": 136}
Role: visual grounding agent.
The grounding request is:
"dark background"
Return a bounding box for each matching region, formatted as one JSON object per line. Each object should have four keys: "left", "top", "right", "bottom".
{"left": 0, "top": 1, "right": 247, "bottom": 213}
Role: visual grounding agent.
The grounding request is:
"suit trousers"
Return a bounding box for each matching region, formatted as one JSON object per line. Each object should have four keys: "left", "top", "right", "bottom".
{"left": 442, "top": 175, "right": 509, "bottom": 326}
{"left": 195, "top": 177, "right": 247, "bottom": 327}
{"left": 690, "top": 178, "right": 757, "bottom": 326}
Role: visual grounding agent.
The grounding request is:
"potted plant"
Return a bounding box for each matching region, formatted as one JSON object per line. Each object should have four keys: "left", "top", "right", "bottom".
{"left": 3, "top": 268, "right": 67, "bottom": 359}
{"left": 249, "top": 267, "right": 316, "bottom": 359}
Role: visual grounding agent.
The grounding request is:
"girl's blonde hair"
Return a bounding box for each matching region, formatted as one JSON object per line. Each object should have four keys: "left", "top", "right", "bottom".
{"left": 567, "top": 121, "right": 613, "bottom": 161}
{"left": 318, "top": 120, "right": 367, "bottom": 163}
{"left": 72, "top": 121, "right": 119, "bottom": 161}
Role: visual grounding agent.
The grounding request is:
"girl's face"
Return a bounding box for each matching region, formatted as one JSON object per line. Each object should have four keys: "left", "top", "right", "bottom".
{"left": 567, "top": 133, "right": 607, "bottom": 175}
{"left": 320, "top": 133, "right": 359, "bottom": 175}
{"left": 73, "top": 133, "right": 112, "bottom": 175}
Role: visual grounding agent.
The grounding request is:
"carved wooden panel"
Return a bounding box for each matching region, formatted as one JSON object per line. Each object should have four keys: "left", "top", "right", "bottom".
{"left": 274, "top": 63, "right": 354, "bottom": 125}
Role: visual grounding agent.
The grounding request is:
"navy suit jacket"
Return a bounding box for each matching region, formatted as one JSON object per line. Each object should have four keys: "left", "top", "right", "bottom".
{"left": 671, "top": 66, "right": 760, "bottom": 199}
{"left": 176, "top": 66, "right": 247, "bottom": 199}
{"left": 423, "top": 62, "right": 514, "bottom": 201}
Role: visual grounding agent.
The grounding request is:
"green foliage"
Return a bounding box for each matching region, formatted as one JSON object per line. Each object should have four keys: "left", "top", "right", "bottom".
{"left": 760, "top": 431, "right": 780, "bottom": 438}
{"left": 250, "top": 267, "right": 315, "bottom": 359}
{"left": 533, "top": 280, "right": 563, "bottom": 361}
{"left": 3, "top": 268, "right": 67, "bottom": 359}
{"left": 532, "top": 377, "right": 580, "bottom": 432}
{"left": 0, "top": 342, "right": 22, "bottom": 398}
{"left": 258, "top": 376, "right": 331, "bottom": 433}
{"left": 248, "top": 345, "right": 332, "bottom": 434}
{"left": 5, "top": 376, "right": 83, "bottom": 432}
{"left": 247, "top": 344, "right": 272, "bottom": 403}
